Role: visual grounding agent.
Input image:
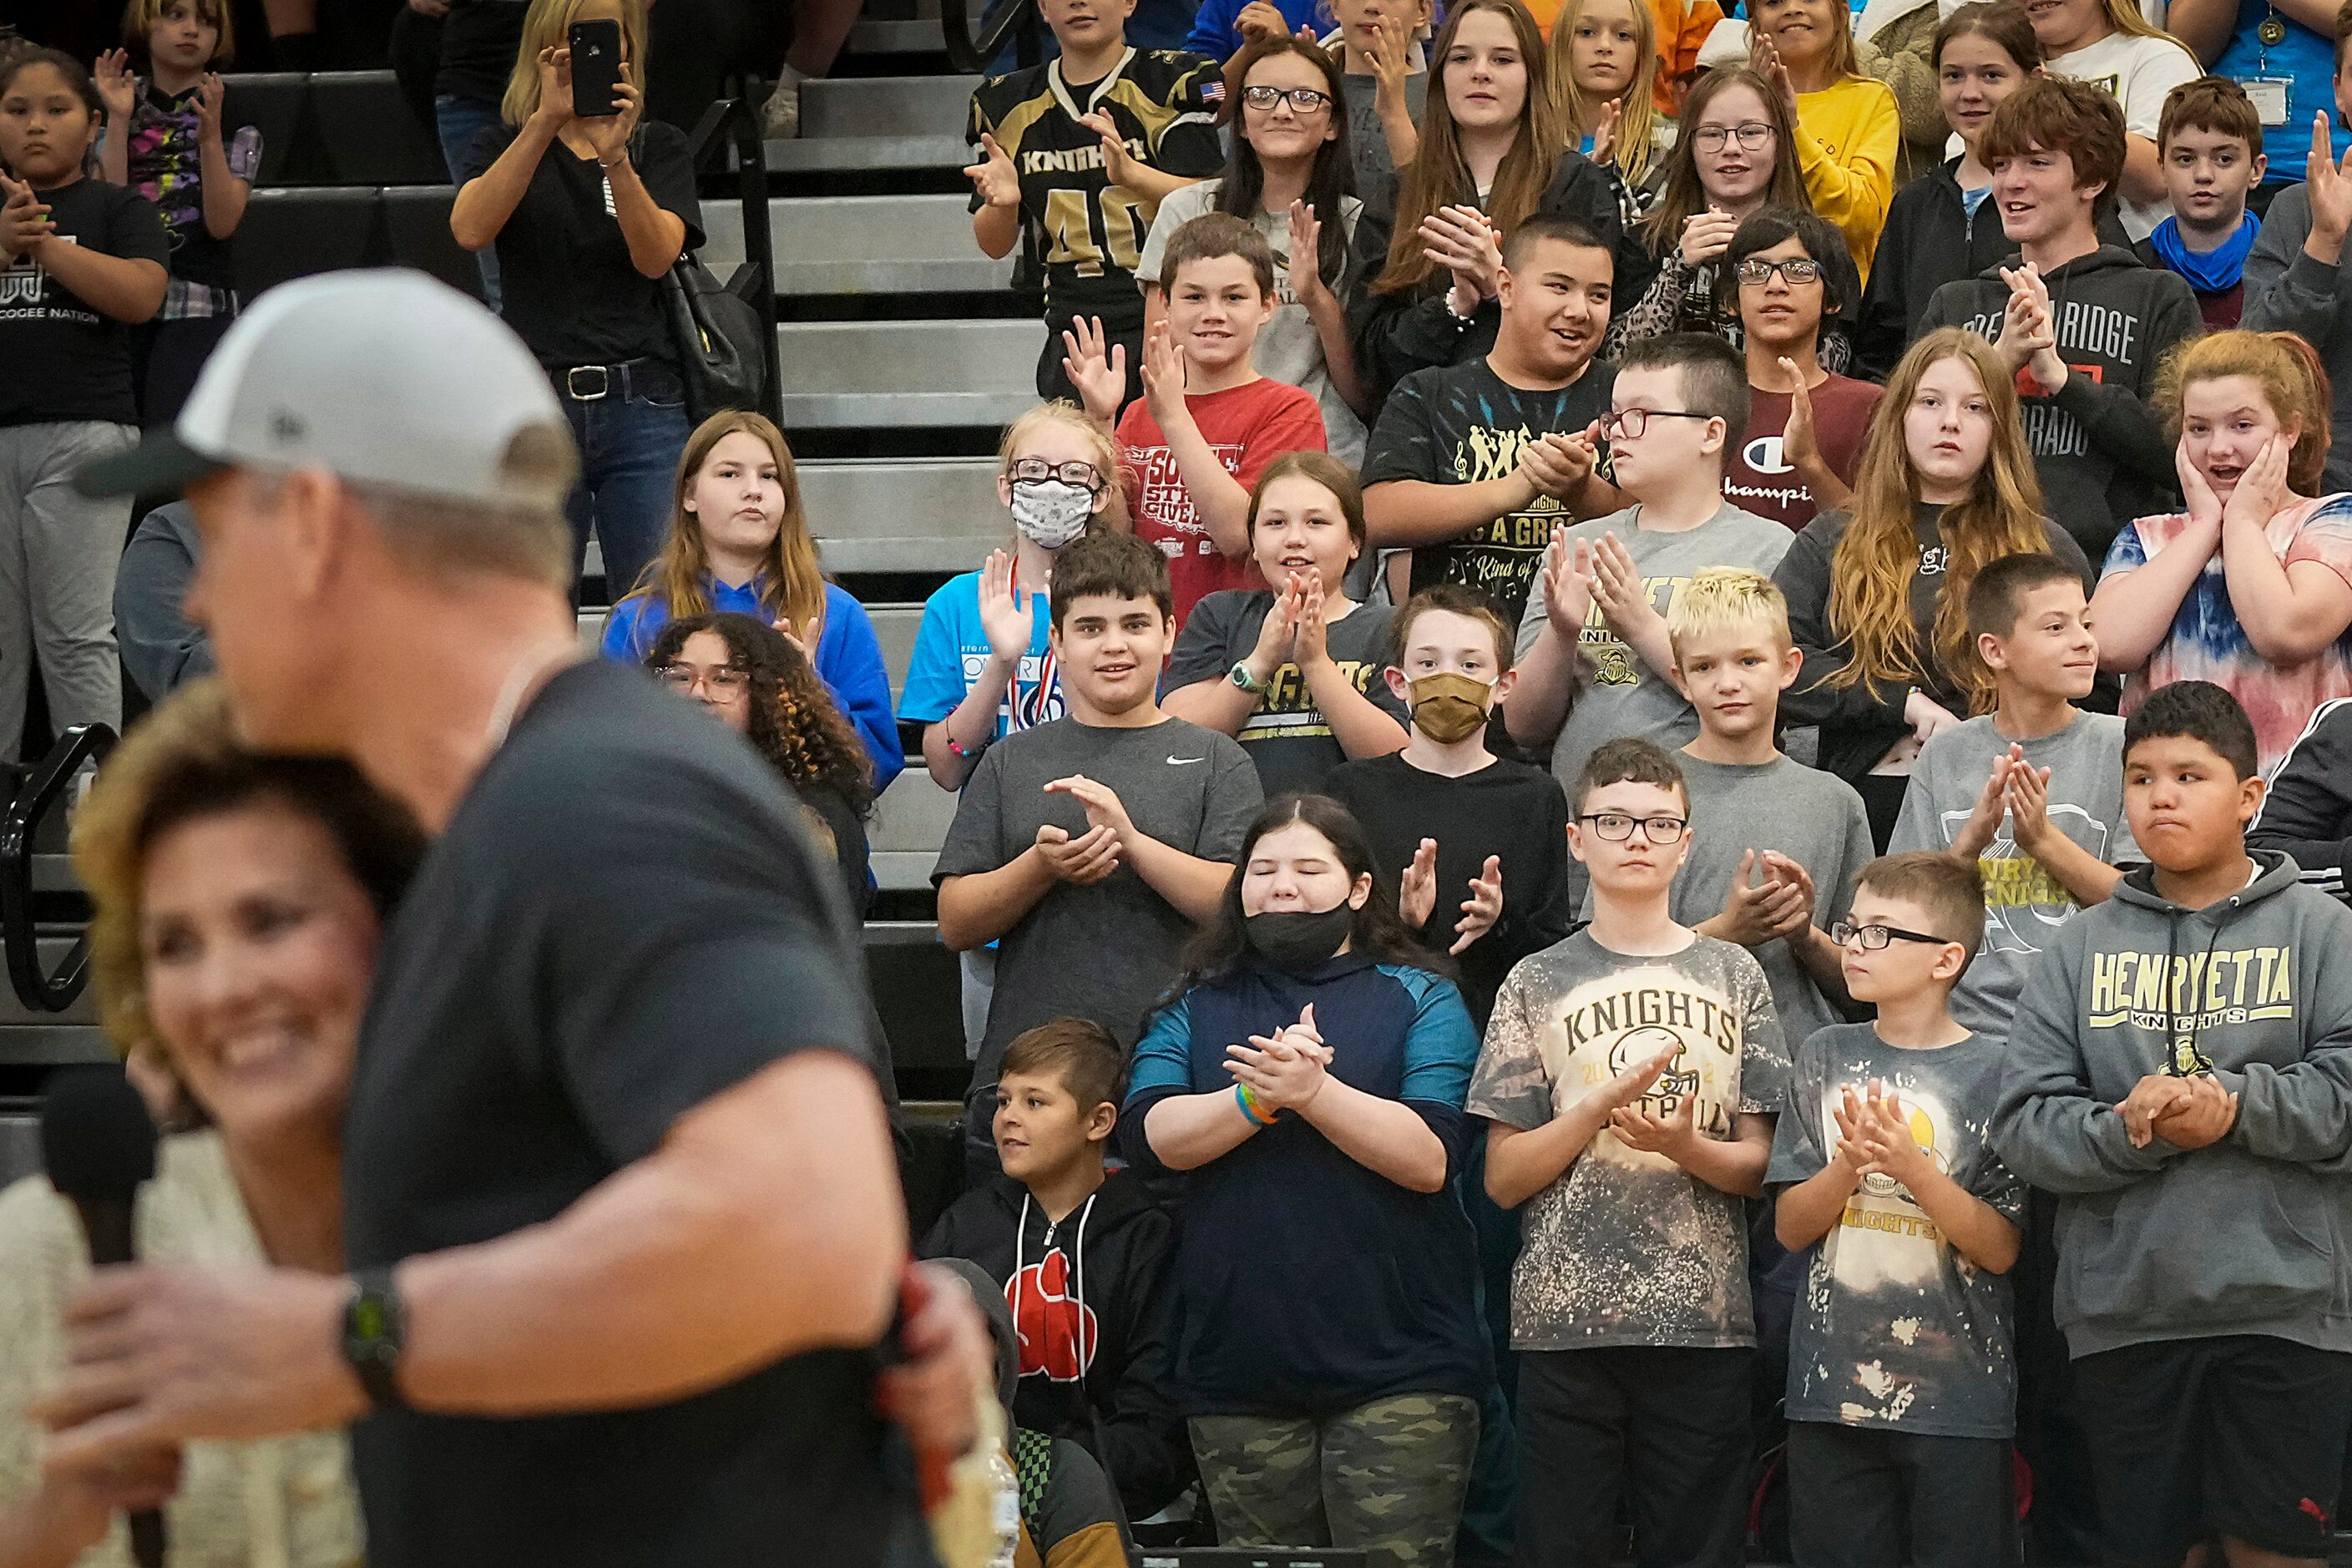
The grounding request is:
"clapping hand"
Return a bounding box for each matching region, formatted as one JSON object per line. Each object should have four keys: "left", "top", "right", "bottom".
{"left": 1420, "top": 204, "right": 1501, "bottom": 317}
{"left": 1712, "top": 847, "right": 1809, "bottom": 947}
{"left": 964, "top": 130, "right": 1020, "bottom": 210}
{"left": 1450, "top": 856, "right": 1504, "bottom": 954}
{"left": 976, "top": 549, "right": 1032, "bottom": 665}
{"left": 1950, "top": 744, "right": 2020, "bottom": 860}
{"left": 0, "top": 175, "right": 51, "bottom": 262}
{"left": 1034, "top": 822, "right": 1121, "bottom": 883}
{"left": 1748, "top": 28, "right": 1797, "bottom": 114}
{"left": 1588, "top": 532, "right": 1659, "bottom": 639}
{"left": 1519, "top": 430, "right": 1597, "bottom": 502}
{"left": 1227, "top": 1004, "right": 1333, "bottom": 1114}
{"left": 1610, "top": 1079, "right": 1702, "bottom": 1161}
{"left": 1679, "top": 206, "right": 1741, "bottom": 268}
{"left": 1399, "top": 837, "right": 1441, "bottom": 928}
{"left": 1077, "top": 109, "right": 1138, "bottom": 189}
{"left": 1578, "top": 1044, "right": 1677, "bottom": 1120}
{"left": 1587, "top": 97, "right": 1623, "bottom": 168}
{"left": 1059, "top": 316, "right": 1128, "bottom": 424}
{"left": 2004, "top": 755, "right": 2060, "bottom": 854}
{"left": 1287, "top": 200, "right": 1330, "bottom": 309}
{"left": 1997, "top": 263, "right": 2066, "bottom": 391}
{"left": 1044, "top": 772, "right": 1138, "bottom": 845}
{"left": 1540, "top": 524, "right": 1597, "bottom": 638}
{"left": 1292, "top": 571, "right": 1332, "bottom": 669}
{"left": 1779, "top": 357, "right": 1820, "bottom": 474}
{"left": 1840, "top": 1080, "right": 1931, "bottom": 1186}
{"left": 94, "top": 50, "right": 137, "bottom": 125}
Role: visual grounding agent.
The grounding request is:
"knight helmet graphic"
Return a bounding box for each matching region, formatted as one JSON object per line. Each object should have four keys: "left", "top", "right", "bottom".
{"left": 1608, "top": 1025, "right": 1698, "bottom": 1117}
{"left": 1859, "top": 1102, "right": 1950, "bottom": 1198}
{"left": 1005, "top": 1248, "right": 1099, "bottom": 1383}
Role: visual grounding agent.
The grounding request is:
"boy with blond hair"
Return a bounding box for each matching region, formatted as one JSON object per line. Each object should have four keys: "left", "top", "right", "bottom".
{"left": 1657, "top": 567, "right": 1874, "bottom": 1050}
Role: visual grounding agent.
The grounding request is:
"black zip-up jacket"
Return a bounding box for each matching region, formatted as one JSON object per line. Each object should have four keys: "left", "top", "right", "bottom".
{"left": 1347, "top": 149, "right": 1657, "bottom": 407}
{"left": 919, "top": 1170, "right": 1190, "bottom": 1520}
{"left": 1854, "top": 159, "right": 2141, "bottom": 380}
{"left": 2249, "top": 697, "right": 2352, "bottom": 901}
{"left": 1919, "top": 245, "right": 2198, "bottom": 562}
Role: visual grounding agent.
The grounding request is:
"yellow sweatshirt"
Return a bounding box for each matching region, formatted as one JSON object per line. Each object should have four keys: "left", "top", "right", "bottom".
{"left": 1793, "top": 75, "right": 1900, "bottom": 285}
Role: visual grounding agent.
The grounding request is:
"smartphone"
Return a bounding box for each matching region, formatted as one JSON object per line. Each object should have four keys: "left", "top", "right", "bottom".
{"left": 567, "top": 18, "right": 622, "bottom": 119}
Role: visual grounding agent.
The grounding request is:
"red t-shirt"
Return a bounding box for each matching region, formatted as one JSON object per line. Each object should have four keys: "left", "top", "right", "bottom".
{"left": 1117, "top": 376, "right": 1328, "bottom": 628}
{"left": 1720, "top": 374, "right": 1884, "bottom": 531}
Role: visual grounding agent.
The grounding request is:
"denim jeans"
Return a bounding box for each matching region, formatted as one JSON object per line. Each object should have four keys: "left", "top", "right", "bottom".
{"left": 560, "top": 367, "right": 692, "bottom": 600}
{"left": 434, "top": 93, "right": 503, "bottom": 311}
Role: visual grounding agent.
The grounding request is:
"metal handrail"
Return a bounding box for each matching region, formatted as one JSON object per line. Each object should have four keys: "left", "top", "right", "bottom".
{"left": 943, "top": 0, "right": 1048, "bottom": 77}
{"left": 1, "top": 725, "right": 116, "bottom": 1014}
{"left": 685, "top": 93, "right": 785, "bottom": 427}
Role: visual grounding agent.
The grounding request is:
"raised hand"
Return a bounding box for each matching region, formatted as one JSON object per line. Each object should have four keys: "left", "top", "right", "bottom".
{"left": 1059, "top": 316, "right": 1128, "bottom": 425}
{"left": 529, "top": 45, "right": 575, "bottom": 130}
{"left": 1044, "top": 772, "right": 1137, "bottom": 843}
{"left": 976, "top": 549, "right": 1031, "bottom": 663}
{"left": 1140, "top": 318, "right": 1189, "bottom": 422}
{"left": 2003, "top": 756, "right": 2057, "bottom": 854}
{"left": 1779, "top": 357, "right": 1820, "bottom": 473}
{"left": 964, "top": 129, "right": 1021, "bottom": 209}
{"left": 1287, "top": 199, "right": 1329, "bottom": 309}
{"left": 773, "top": 611, "right": 824, "bottom": 660}
{"left": 1950, "top": 744, "right": 2018, "bottom": 860}
{"left": 1367, "top": 17, "right": 1414, "bottom": 104}
{"left": 2306, "top": 111, "right": 2352, "bottom": 261}
{"left": 1399, "top": 837, "right": 1441, "bottom": 928}
{"left": 1587, "top": 97, "right": 1624, "bottom": 168}
{"left": 1293, "top": 572, "right": 1332, "bottom": 669}
{"left": 94, "top": 49, "right": 137, "bottom": 125}
{"left": 1679, "top": 206, "right": 1740, "bottom": 268}
{"left": 1034, "top": 821, "right": 1121, "bottom": 883}
{"left": 1077, "top": 109, "right": 1138, "bottom": 189}
{"left": 1452, "top": 856, "right": 1504, "bottom": 954}
{"left": 1749, "top": 29, "right": 1797, "bottom": 114}
{"left": 2221, "top": 431, "right": 2294, "bottom": 532}
{"left": 195, "top": 73, "right": 226, "bottom": 142}
{"left": 1540, "top": 525, "right": 1597, "bottom": 638}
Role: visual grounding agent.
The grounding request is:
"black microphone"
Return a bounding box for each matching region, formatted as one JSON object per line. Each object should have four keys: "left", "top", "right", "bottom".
{"left": 41, "top": 1064, "right": 166, "bottom": 1568}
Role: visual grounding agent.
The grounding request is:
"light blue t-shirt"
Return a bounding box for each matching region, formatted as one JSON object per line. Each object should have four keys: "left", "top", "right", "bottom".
{"left": 898, "top": 568, "right": 1065, "bottom": 739}
{"left": 2213, "top": 8, "right": 2352, "bottom": 183}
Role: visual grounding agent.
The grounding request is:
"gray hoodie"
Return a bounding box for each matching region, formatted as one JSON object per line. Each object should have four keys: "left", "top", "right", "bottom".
{"left": 1993, "top": 852, "right": 2352, "bottom": 1358}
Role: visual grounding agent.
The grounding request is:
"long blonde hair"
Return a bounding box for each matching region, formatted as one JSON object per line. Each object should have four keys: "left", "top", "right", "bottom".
{"left": 1548, "top": 0, "right": 1659, "bottom": 188}
{"left": 622, "top": 411, "right": 828, "bottom": 635}
{"left": 2157, "top": 329, "right": 2334, "bottom": 498}
{"left": 1373, "top": 0, "right": 1566, "bottom": 296}
{"left": 1826, "top": 329, "right": 2048, "bottom": 712}
{"left": 502, "top": 0, "right": 650, "bottom": 126}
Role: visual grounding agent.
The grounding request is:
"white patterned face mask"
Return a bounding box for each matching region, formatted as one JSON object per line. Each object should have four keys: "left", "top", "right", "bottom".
{"left": 1008, "top": 479, "right": 1095, "bottom": 548}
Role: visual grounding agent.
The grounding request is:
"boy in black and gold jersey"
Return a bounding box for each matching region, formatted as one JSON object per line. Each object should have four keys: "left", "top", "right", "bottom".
{"left": 966, "top": 0, "right": 1225, "bottom": 405}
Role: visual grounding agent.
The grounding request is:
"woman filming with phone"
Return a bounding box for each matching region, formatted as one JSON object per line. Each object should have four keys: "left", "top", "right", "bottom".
{"left": 449, "top": 0, "right": 701, "bottom": 600}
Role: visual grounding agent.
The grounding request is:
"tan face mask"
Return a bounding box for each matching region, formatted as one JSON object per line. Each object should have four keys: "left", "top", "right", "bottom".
{"left": 1406, "top": 671, "right": 1494, "bottom": 744}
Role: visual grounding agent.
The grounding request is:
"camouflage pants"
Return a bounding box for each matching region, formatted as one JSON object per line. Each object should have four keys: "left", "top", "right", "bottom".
{"left": 1191, "top": 1392, "right": 1481, "bottom": 1568}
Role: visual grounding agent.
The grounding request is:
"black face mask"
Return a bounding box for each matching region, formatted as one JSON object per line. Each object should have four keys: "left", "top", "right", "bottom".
{"left": 1244, "top": 903, "right": 1356, "bottom": 969}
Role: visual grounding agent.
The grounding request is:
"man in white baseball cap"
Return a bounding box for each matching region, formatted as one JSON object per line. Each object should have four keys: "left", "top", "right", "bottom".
{"left": 54, "top": 271, "right": 984, "bottom": 1568}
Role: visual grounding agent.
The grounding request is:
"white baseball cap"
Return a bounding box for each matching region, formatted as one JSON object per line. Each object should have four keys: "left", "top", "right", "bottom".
{"left": 78, "top": 269, "right": 576, "bottom": 506}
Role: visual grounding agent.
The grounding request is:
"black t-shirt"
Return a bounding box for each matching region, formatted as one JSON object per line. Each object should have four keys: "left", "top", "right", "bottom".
{"left": 341, "top": 660, "right": 920, "bottom": 1568}
{"left": 438, "top": 0, "right": 529, "bottom": 102}
{"left": 1163, "top": 590, "right": 1409, "bottom": 797}
{"left": 967, "top": 48, "right": 1224, "bottom": 332}
{"left": 0, "top": 177, "right": 169, "bottom": 428}
{"left": 1323, "top": 750, "right": 1576, "bottom": 1028}
{"left": 457, "top": 120, "right": 704, "bottom": 372}
{"left": 1358, "top": 357, "right": 1616, "bottom": 625}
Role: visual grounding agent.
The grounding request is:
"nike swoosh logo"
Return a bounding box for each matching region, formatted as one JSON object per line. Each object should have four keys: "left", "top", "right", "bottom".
{"left": 1167, "top": 755, "right": 1205, "bottom": 765}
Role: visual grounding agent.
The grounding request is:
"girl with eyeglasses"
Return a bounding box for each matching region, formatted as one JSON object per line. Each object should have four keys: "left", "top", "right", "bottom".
{"left": 1608, "top": 67, "right": 1841, "bottom": 367}
{"left": 599, "top": 410, "right": 903, "bottom": 790}
{"left": 1854, "top": 3, "right": 2046, "bottom": 380}
{"left": 1772, "top": 328, "right": 2094, "bottom": 847}
{"left": 645, "top": 611, "right": 878, "bottom": 911}
{"left": 1545, "top": 0, "right": 1666, "bottom": 194}
{"left": 1139, "top": 37, "right": 1373, "bottom": 465}
{"left": 1348, "top": 0, "right": 1651, "bottom": 406}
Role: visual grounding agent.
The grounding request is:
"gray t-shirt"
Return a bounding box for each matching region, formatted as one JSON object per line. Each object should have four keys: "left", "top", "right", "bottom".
{"left": 1576, "top": 753, "right": 1873, "bottom": 1052}
{"left": 1515, "top": 503, "right": 1794, "bottom": 793}
{"left": 1138, "top": 181, "right": 1368, "bottom": 466}
{"left": 1338, "top": 70, "right": 1427, "bottom": 203}
{"left": 1164, "top": 589, "right": 1408, "bottom": 796}
{"left": 1889, "top": 711, "right": 2136, "bottom": 1040}
{"left": 1469, "top": 930, "right": 1789, "bottom": 1350}
{"left": 934, "top": 716, "right": 1265, "bottom": 1084}
{"left": 1766, "top": 1023, "right": 2025, "bottom": 1439}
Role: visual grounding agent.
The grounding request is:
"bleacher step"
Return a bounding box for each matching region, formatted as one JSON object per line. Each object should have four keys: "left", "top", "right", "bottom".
{"left": 776, "top": 319, "right": 1042, "bottom": 427}
{"left": 799, "top": 73, "right": 980, "bottom": 138}
{"left": 704, "top": 195, "right": 1006, "bottom": 296}
{"left": 802, "top": 458, "right": 1003, "bottom": 574}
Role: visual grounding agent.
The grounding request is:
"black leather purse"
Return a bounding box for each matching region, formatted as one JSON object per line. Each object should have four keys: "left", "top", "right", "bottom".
{"left": 661, "top": 251, "right": 767, "bottom": 424}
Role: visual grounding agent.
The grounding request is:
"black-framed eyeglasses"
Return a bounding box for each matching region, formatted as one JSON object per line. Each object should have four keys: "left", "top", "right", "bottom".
{"left": 1241, "top": 84, "right": 1333, "bottom": 114}
{"left": 1692, "top": 121, "right": 1774, "bottom": 153}
{"left": 653, "top": 662, "right": 751, "bottom": 696}
{"left": 1008, "top": 458, "right": 1105, "bottom": 493}
{"left": 1576, "top": 812, "right": 1689, "bottom": 844}
{"left": 1829, "top": 919, "right": 1950, "bottom": 951}
{"left": 1735, "top": 256, "right": 1824, "bottom": 287}
{"left": 1601, "top": 407, "right": 1714, "bottom": 440}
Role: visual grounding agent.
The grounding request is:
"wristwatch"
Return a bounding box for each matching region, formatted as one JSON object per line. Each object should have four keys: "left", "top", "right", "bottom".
{"left": 341, "top": 1267, "right": 407, "bottom": 1410}
{"left": 1228, "top": 660, "right": 1266, "bottom": 695}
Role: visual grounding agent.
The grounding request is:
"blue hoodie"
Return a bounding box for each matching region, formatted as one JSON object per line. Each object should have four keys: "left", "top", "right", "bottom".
{"left": 1995, "top": 852, "right": 2352, "bottom": 1358}
{"left": 1121, "top": 953, "right": 1491, "bottom": 1417}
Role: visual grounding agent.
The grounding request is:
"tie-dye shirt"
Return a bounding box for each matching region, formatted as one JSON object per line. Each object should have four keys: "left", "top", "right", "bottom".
{"left": 1768, "top": 1024, "right": 2023, "bottom": 1439}
{"left": 1469, "top": 931, "right": 1788, "bottom": 1351}
{"left": 123, "top": 80, "right": 262, "bottom": 312}
{"left": 2102, "top": 494, "right": 2352, "bottom": 776}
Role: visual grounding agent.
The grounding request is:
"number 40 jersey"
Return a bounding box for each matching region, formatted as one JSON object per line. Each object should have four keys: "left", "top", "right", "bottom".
{"left": 968, "top": 48, "right": 1226, "bottom": 336}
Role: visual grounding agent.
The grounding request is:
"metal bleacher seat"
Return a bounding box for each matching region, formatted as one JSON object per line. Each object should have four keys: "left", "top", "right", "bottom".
{"left": 232, "top": 185, "right": 380, "bottom": 299}
{"left": 221, "top": 73, "right": 308, "bottom": 185}
{"left": 306, "top": 71, "right": 451, "bottom": 186}
{"left": 382, "top": 186, "right": 487, "bottom": 303}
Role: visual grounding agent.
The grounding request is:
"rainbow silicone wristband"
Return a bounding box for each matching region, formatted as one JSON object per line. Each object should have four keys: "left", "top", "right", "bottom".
{"left": 1235, "top": 1083, "right": 1277, "bottom": 1127}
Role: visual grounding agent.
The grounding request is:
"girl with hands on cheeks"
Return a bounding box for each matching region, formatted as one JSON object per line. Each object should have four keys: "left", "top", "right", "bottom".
{"left": 1120, "top": 796, "right": 1490, "bottom": 1562}
{"left": 2091, "top": 329, "right": 2352, "bottom": 773}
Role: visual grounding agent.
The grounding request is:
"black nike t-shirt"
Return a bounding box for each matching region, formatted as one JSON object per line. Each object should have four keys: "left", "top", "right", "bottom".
{"left": 341, "top": 660, "right": 923, "bottom": 1568}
